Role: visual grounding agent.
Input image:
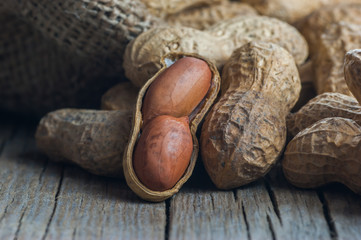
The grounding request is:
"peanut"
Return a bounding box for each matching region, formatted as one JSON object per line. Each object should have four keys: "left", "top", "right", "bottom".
{"left": 142, "top": 57, "right": 211, "bottom": 125}
{"left": 345, "top": 49, "right": 361, "bottom": 104}
{"left": 166, "top": 2, "right": 257, "bottom": 30}
{"left": 240, "top": 0, "right": 321, "bottom": 23}
{"left": 101, "top": 82, "right": 139, "bottom": 111}
{"left": 283, "top": 117, "right": 361, "bottom": 194}
{"left": 36, "top": 109, "right": 132, "bottom": 177}
{"left": 141, "top": 0, "right": 224, "bottom": 17}
{"left": 201, "top": 41, "right": 300, "bottom": 189}
{"left": 312, "top": 22, "right": 361, "bottom": 96}
{"left": 123, "top": 16, "right": 308, "bottom": 87}
{"left": 241, "top": 0, "right": 361, "bottom": 24}
{"left": 133, "top": 115, "right": 193, "bottom": 191}
{"left": 298, "top": 3, "right": 361, "bottom": 57}
{"left": 123, "top": 52, "right": 220, "bottom": 201}
{"left": 287, "top": 93, "right": 361, "bottom": 136}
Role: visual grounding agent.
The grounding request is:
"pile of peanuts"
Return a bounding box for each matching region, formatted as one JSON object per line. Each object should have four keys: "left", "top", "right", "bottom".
{"left": 35, "top": 0, "right": 361, "bottom": 202}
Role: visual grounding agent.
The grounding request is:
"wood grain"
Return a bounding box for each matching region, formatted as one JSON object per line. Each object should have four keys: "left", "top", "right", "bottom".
{"left": 1, "top": 118, "right": 361, "bottom": 239}
{"left": 0, "top": 122, "right": 166, "bottom": 240}
{"left": 322, "top": 184, "right": 361, "bottom": 240}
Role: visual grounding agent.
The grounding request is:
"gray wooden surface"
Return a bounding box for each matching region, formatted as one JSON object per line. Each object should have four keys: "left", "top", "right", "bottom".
{"left": 0, "top": 116, "right": 361, "bottom": 240}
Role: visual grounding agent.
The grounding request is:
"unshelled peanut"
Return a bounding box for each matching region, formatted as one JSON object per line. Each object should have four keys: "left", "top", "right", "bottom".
{"left": 166, "top": 2, "right": 257, "bottom": 30}
{"left": 36, "top": 109, "right": 132, "bottom": 177}
{"left": 201, "top": 41, "right": 300, "bottom": 189}
{"left": 313, "top": 22, "right": 361, "bottom": 96}
{"left": 124, "top": 16, "right": 308, "bottom": 87}
{"left": 287, "top": 93, "right": 361, "bottom": 136}
{"left": 241, "top": 0, "right": 361, "bottom": 24}
{"left": 298, "top": 3, "right": 361, "bottom": 56}
{"left": 101, "top": 82, "right": 139, "bottom": 111}
{"left": 141, "top": 0, "right": 224, "bottom": 16}
{"left": 345, "top": 49, "right": 361, "bottom": 104}
{"left": 283, "top": 117, "right": 361, "bottom": 194}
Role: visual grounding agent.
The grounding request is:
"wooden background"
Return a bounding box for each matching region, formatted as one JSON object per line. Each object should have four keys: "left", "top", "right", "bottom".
{"left": 1, "top": 115, "right": 361, "bottom": 240}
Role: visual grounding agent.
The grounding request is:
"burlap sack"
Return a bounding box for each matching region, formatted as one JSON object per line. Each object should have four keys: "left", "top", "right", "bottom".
{"left": 0, "top": 0, "right": 162, "bottom": 116}
{"left": 0, "top": 12, "right": 121, "bottom": 116}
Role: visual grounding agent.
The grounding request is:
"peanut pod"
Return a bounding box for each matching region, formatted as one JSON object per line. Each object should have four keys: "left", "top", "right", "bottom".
{"left": 345, "top": 49, "right": 361, "bottom": 104}
{"left": 124, "top": 16, "right": 308, "bottom": 87}
{"left": 101, "top": 82, "right": 139, "bottom": 111}
{"left": 166, "top": 2, "right": 257, "bottom": 30}
{"left": 283, "top": 117, "right": 361, "bottom": 194}
{"left": 141, "top": 0, "right": 224, "bottom": 17}
{"left": 124, "top": 52, "right": 220, "bottom": 202}
{"left": 298, "top": 3, "right": 361, "bottom": 57}
{"left": 242, "top": 0, "right": 361, "bottom": 24}
{"left": 287, "top": 93, "right": 361, "bottom": 136}
{"left": 201, "top": 41, "right": 301, "bottom": 189}
{"left": 313, "top": 22, "right": 361, "bottom": 96}
{"left": 36, "top": 109, "right": 132, "bottom": 177}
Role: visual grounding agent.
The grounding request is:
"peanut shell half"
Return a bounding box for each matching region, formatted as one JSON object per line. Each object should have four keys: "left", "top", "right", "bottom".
{"left": 123, "top": 52, "right": 220, "bottom": 202}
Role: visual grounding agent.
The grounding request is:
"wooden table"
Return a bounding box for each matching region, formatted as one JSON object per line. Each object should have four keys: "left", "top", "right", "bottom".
{"left": 1, "top": 115, "right": 361, "bottom": 240}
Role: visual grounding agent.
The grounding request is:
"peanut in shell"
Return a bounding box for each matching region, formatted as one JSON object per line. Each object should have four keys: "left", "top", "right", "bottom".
{"left": 201, "top": 41, "right": 301, "bottom": 189}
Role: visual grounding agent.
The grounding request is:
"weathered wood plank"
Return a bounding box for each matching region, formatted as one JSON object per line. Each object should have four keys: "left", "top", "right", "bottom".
{"left": 322, "top": 184, "right": 361, "bottom": 240}
{"left": 0, "top": 123, "right": 166, "bottom": 240}
{"left": 236, "top": 180, "right": 282, "bottom": 240}
{"left": 0, "top": 125, "right": 61, "bottom": 240}
{"left": 168, "top": 164, "right": 247, "bottom": 240}
{"left": 43, "top": 166, "right": 166, "bottom": 240}
{"left": 2, "top": 119, "right": 361, "bottom": 240}
{"left": 264, "top": 165, "right": 332, "bottom": 240}
{"left": 169, "top": 162, "right": 331, "bottom": 240}
{"left": 169, "top": 188, "right": 246, "bottom": 240}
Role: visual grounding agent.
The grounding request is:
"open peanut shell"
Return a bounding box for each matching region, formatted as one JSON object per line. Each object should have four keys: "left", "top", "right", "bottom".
{"left": 123, "top": 52, "right": 220, "bottom": 202}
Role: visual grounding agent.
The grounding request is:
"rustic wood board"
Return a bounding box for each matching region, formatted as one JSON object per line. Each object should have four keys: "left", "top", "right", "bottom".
{"left": 0, "top": 120, "right": 166, "bottom": 240}
{"left": 0, "top": 117, "right": 361, "bottom": 240}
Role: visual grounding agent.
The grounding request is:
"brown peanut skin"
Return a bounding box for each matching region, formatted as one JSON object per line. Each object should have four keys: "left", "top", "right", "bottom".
{"left": 123, "top": 52, "right": 221, "bottom": 202}
{"left": 283, "top": 117, "right": 361, "bottom": 195}
{"left": 133, "top": 115, "right": 193, "bottom": 191}
{"left": 345, "top": 49, "right": 361, "bottom": 104}
{"left": 201, "top": 41, "right": 300, "bottom": 189}
{"left": 142, "top": 57, "right": 211, "bottom": 125}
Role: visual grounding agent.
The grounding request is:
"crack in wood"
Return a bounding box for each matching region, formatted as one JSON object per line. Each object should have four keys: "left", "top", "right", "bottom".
{"left": 317, "top": 190, "right": 338, "bottom": 240}
{"left": 72, "top": 227, "right": 77, "bottom": 240}
{"left": 232, "top": 189, "right": 238, "bottom": 202}
{"left": 210, "top": 194, "right": 215, "bottom": 210}
{"left": 266, "top": 215, "right": 276, "bottom": 240}
{"left": 38, "top": 160, "right": 49, "bottom": 184}
{"left": 13, "top": 206, "right": 27, "bottom": 240}
{"left": 165, "top": 198, "right": 170, "bottom": 240}
{"left": 41, "top": 166, "right": 65, "bottom": 240}
{"left": 264, "top": 178, "right": 282, "bottom": 224}
{"left": 241, "top": 203, "right": 251, "bottom": 240}
{"left": 0, "top": 196, "right": 16, "bottom": 225}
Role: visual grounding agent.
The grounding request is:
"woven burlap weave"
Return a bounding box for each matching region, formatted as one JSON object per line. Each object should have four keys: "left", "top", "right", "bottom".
{"left": 0, "top": 0, "right": 162, "bottom": 116}
{"left": 0, "top": 12, "right": 122, "bottom": 116}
